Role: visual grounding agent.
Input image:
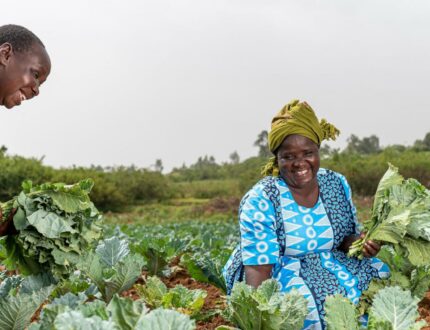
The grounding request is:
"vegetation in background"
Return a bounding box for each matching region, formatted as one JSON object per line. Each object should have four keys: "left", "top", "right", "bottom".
{"left": 0, "top": 131, "right": 428, "bottom": 214}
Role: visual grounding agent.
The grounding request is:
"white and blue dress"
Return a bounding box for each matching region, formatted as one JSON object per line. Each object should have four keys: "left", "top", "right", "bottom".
{"left": 225, "top": 168, "right": 389, "bottom": 330}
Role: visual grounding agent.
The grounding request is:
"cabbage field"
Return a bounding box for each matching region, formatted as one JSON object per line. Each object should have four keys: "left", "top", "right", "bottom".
{"left": 1, "top": 165, "right": 430, "bottom": 329}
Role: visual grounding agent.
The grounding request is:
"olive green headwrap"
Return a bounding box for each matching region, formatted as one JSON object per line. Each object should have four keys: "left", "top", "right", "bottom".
{"left": 262, "top": 99, "right": 340, "bottom": 176}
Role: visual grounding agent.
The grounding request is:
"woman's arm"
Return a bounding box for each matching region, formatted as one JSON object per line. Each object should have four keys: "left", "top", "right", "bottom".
{"left": 244, "top": 264, "right": 273, "bottom": 288}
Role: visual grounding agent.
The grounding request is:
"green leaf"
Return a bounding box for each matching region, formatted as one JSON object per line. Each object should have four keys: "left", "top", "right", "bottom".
{"left": 402, "top": 237, "right": 430, "bottom": 267}
{"left": 136, "top": 308, "right": 196, "bottom": 330}
{"left": 0, "top": 285, "right": 53, "bottom": 330}
{"left": 104, "top": 254, "right": 144, "bottom": 302}
{"left": 162, "top": 285, "right": 207, "bottom": 316}
{"left": 12, "top": 208, "right": 28, "bottom": 231}
{"left": 227, "top": 280, "right": 307, "bottom": 330}
{"left": 369, "top": 286, "right": 424, "bottom": 330}
{"left": 53, "top": 310, "right": 116, "bottom": 330}
{"left": 45, "top": 180, "right": 93, "bottom": 213}
{"left": 325, "top": 294, "right": 359, "bottom": 330}
{"left": 95, "top": 237, "right": 130, "bottom": 267}
{"left": 20, "top": 273, "right": 56, "bottom": 294}
{"left": 106, "top": 294, "right": 147, "bottom": 330}
{"left": 136, "top": 276, "right": 168, "bottom": 308}
{"left": 27, "top": 210, "right": 76, "bottom": 239}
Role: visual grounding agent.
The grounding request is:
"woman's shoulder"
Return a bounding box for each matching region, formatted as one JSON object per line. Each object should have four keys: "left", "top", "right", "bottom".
{"left": 318, "top": 168, "right": 352, "bottom": 195}
{"left": 241, "top": 176, "right": 278, "bottom": 201}
{"left": 318, "top": 168, "right": 348, "bottom": 182}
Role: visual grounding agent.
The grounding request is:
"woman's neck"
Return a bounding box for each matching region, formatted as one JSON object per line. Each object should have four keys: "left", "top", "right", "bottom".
{"left": 288, "top": 180, "right": 319, "bottom": 208}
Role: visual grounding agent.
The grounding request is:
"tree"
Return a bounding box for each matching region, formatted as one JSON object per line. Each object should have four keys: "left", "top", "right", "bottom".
{"left": 319, "top": 144, "right": 339, "bottom": 159}
{"left": 154, "top": 159, "right": 163, "bottom": 172}
{"left": 344, "top": 134, "right": 381, "bottom": 154}
{"left": 229, "top": 151, "right": 240, "bottom": 164}
{"left": 413, "top": 132, "right": 430, "bottom": 151}
{"left": 254, "top": 130, "right": 271, "bottom": 158}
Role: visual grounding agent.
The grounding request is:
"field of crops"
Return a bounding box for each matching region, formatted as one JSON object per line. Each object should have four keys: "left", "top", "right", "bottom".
{"left": 1, "top": 175, "right": 430, "bottom": 329}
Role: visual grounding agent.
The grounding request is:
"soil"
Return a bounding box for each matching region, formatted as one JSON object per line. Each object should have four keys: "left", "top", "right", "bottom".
{"left": 418, "top": 292, "right": 430, "bottom": 329}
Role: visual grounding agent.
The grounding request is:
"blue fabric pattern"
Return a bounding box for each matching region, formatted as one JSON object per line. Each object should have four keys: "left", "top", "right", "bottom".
{"left": 224, "top": 168, "right": 390, "bottom": 330}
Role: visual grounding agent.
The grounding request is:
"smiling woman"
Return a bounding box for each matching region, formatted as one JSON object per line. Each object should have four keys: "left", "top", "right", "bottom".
{"left": 0, "top": 24, "right": 51, "bottom": 109}
{"left": 223, "top": 100, "right": 390, "bottom": 330}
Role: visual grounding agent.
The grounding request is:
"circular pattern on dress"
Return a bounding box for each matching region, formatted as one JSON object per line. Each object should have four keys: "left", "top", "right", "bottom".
{"left": 324, "top": 261, "right": 335, "bottom": 269}
{"left": 255, "top": 231, "right": 267, "bottom": 240}
{"left": 345, "top": 278, "right": 356, "bottom": 287}
{"left": 256, "top": 241, "right": 269, "bottom": 253}
{"left": 347, "top": 288, "right": 357, "bottom": 298}
{"left": 306, "top": 227, "right": 317, "bottom": 238}
{"left": 307, "top": 240, "right": 318, "bottom": 251}
{"left": 257, "top": 254, "right": 269, "bottom": 264}
{"left": 338, "top": 271, "right": 349, "bottom": 280}
{"left": 258, "top": 199, "right": 269, "bottom": 211}
{"left": 298, "top": 205, "right": 311, "bottom": 213}
{"left": 253, "top": 211, "right": 265, "bottom": 221}
{"left": 303, "top": 214, "right": 313, "bottom": 225}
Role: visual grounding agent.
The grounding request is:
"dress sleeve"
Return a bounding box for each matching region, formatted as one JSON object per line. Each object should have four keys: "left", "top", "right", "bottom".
{"left": 239, "top": 183, "right": 279, "bottom": 265}
{"left": 337, "top": 173, "right": 361, "bottom": 235}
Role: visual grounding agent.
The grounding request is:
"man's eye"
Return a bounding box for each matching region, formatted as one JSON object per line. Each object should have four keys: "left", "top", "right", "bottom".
{"left": 305, "top": 151, "right": 313, "bottom": 156}
{"left": 33, "top": 71, "right": 40, "bottom": 79}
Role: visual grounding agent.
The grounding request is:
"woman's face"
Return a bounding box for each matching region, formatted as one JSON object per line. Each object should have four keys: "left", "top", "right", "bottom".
{"left": 277, "top": 134, "right": 320, "bottom": 189}
{"left": 0, "top": 43, "right": 51, "bottom": 109}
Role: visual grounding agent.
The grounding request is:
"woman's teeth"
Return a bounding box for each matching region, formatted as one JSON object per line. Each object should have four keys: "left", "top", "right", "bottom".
{"left": 296, "top": 169, "right": 309, "bottom": 177}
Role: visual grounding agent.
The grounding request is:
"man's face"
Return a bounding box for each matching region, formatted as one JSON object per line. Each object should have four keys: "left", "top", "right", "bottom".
{"left": 0, "top": 43, "right": 51, "bottom": 109}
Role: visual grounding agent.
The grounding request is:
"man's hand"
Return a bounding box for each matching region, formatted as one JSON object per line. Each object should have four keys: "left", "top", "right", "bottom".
{"left": 360, "top": 232, "right": 380, "bottom": 258}
{"left": 0, "top": 208, "right": 17, "bottom": 236}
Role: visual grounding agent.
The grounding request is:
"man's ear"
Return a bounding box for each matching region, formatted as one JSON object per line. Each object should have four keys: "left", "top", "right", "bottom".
{"left": 0, "top": 43, "right": 13, "bottom": 66}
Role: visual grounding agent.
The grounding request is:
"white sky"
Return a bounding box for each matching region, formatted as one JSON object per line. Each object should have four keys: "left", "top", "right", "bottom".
{"left": 2, "top": 0, "right": 430, "bottom": 172}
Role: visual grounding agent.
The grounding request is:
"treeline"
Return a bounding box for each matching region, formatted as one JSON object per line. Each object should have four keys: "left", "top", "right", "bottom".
{"left": 0, "top": 132, "right": 428, "bottom": 212}
{"left": 0, "top": 149, "right": 171, "bottom": 212}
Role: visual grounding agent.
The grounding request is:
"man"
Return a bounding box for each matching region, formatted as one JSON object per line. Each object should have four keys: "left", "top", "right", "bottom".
{"left": 0, "top": 24, "right": 51, "bottom": 109}
{"left": 0, "top": 24, "right": 51, "bottom": 235}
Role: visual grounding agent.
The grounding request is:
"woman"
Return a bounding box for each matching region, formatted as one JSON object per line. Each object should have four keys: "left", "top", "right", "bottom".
{"left": 0, "top": 24, "right": 51, "bottom": 235}
{"left": 224, "top": 100, "right": 389, "bottom": 330}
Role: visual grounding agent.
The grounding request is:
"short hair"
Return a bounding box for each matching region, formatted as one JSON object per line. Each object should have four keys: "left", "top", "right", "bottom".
{"left": 0, "top": 24, "right": 44, "bottom": 53}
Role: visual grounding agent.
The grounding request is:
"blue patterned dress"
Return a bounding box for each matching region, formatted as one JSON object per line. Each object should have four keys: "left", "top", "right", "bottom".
{"left": 230, "top": 168, "right": 389, "bottom": 330}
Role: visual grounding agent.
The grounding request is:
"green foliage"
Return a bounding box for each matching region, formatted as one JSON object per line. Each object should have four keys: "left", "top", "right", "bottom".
{"left": 136, "top": 276, "right": 207, "bottom": 317}
{"left": 131, "top": 234, "right": 187, "bottom": 276}
{"left": 226, "top": 280, "right": 308, "bottom": 330}
{"left": 136, "top": 308, "right": 196, "bottom": 330}
{"left": 78, "top": 237, "right": 145, "bottom": 303}
{"left": 0, "top": 180, "right": 103, "bottom": 278}
{"left": 0, "top": 274, "right": 54, "bottom": 330}
{"left": 51, "top": 166, "right": 172, "bottom": 212}
{"left": 325, "top": 294, "right": 359, "bottom": 330}
{"left": 368, "top": 286, "right": 426, "bottom": 329}
{"left": 181, "top": 251, "right": 228, "bottom": 292}
{"left": 349, "top": 164, "right": 430, "bottom": 267}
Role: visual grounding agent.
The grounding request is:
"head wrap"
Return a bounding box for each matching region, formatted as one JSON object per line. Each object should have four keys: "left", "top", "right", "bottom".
{"left": 261, "top": 99, "right": 340, "bottom": 176}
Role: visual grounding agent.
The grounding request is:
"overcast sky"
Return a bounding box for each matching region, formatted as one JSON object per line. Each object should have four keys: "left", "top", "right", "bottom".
{"left": 2, "top": 0, "right": 430, "bottom": 172}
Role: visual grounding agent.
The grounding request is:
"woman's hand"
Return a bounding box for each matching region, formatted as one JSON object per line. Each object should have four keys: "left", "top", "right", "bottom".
{"left": 0, "top": 208, "right": 17, "bottom": 236}
{"left": 360, "top": 232, "right": 381, "bottom": 258}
